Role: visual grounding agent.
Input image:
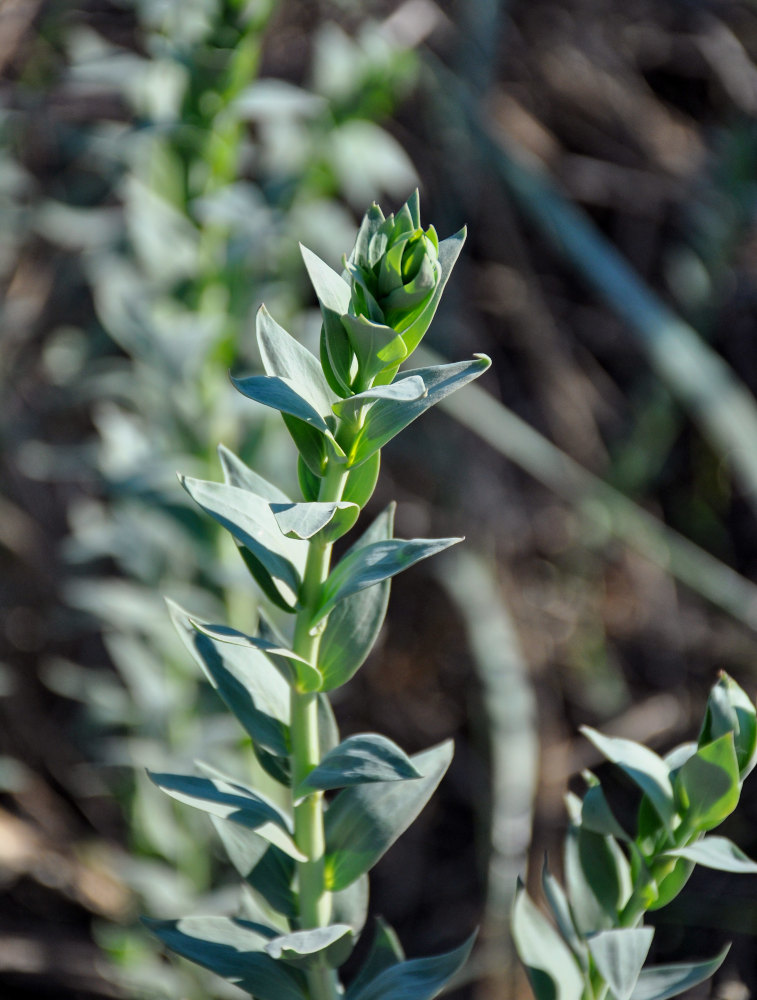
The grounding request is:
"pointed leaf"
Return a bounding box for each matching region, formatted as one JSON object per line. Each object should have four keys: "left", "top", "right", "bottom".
{"left": 300, "top": 734, "right": 421, "bottom": 795}
{"left": 189, "top": 620, "right": 321, "bottom": 693}
{"left": 218, "top": 444, "right": 291, "bottom": 503}
{"left": 319, "top": 504, "right": 394, "bottom": 690}
{"left": 581, "top": 727, "right": 676, "bottom": 831}
{"left": 265, "top": 925, "right": 355, "bottom": 970}
{"left": 168, "top": 601, "right": 290, "bottom": 760}
{"left": 256, "top": 305, "right": 336, "bottom": 416}
{"left": 582, "top": 779, "right": 631, "bottom": 841}
{"left": 180, "top": 477, "right": 304, "bottom": 609}
{"left": 210, "top": 818, "right": 297, "bottom": 922}
{"left": 565, "top": 823, "right": 630, "bottom": 934}
{"left": 541, "top": 860, "right": 586, "bottom": 966}
{"left": 324, "top": 740, "right": 453, "bottom": 891}
{"left": 301, "top": 244, "right": 352, "bottom": 314}
{"left": 271, "top": 501, "right": 360, "bottom": 543}
{"left": 665, "top": 835, "right": 757, "bottom": 873}
{"left": 232, "top": 373, "right": 331, "bottom": 432}
{"left": 629, "top": 946, "right": 730, "bottom": 1000}
{"left": 144, "top": 916, "right": 307, "bottom": 1000}
{"left": 589, "top": 928, "right": 654, "bottom": 1000}
{"left": 347, "top": 355, "right": 491, "bottom": 468}
{"left": 147, "top": 769, "right": 304, "bottom": 860}
{"left": 346, "top": 919, "right": 404, "bottom": 1000}
{"left": 314, "top": 536, "right": 462, "bottom": 628}
{"left": 347, "top": 932, "right": 476, "bottom": 1000}
{"left": 674, "top": 733, "right": 740, "bottom": 832}
{"left": 511, "top": 881, "right": 585, "bottom": 1000}
{"left": 332, "top": 376, "right": 427, "bottom": 422}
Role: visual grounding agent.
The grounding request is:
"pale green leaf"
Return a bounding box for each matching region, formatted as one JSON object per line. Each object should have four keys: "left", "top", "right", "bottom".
{"left": 664, "top": 835, "right": 757, "bottom": 873}
{"left": 347, "top": 356, "right": 492, "bottom": 468}
{"left": 271, "top": 501, "right": 360, "bottom": 543}
{"left": 147, "top": 769, "right": 304, "bottom": 860}
{"left": 511, "top": 881, "right": 585, "bottom": 1000}
{"left": 324, "top": 741, "right": 453, "bottom": 891}
{"left": 629, "top": 946, "right": 730, "bottom": 1000}
{"left": 674, "top": 733, "right": 740, "bottom": 831}
{"left": 588, "top": 927, "right": 654, "bottom": 1000}
{"left": 314, "top": 536, "right": 462, "bottom": 628}
{"left": 332, "top": 376, "right": 426, "bottom": 422}
{"left": 144, "top": 916, "right": 307, "bottom": 1000}
{"left": 318, "top": 504, "right": 394, "bottom": 690}
{"left": 346, "top": 932, "right": 476, "bottom": 1000}
{"left": 580, "top": 727, "right": 676, "bottom": 831}
{"left": 265, "top": 925, "right": 355, "bottom": 970}
{"left": 300, "top": 734, "right": 421, "bottom": 795}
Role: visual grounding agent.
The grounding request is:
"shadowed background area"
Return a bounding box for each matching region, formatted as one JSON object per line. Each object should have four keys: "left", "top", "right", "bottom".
{"left": 4, "top": 0, "right": 757, "bottom": 997}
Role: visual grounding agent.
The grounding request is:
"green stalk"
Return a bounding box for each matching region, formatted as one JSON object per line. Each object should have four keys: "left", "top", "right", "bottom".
{"left": 290, "top": 458, "right": 349, "bottom": 1000}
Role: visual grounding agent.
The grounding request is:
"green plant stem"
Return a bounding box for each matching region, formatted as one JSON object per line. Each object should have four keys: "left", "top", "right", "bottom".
{"left": 290, "top": 458, "right": 349, "bottom": 1000}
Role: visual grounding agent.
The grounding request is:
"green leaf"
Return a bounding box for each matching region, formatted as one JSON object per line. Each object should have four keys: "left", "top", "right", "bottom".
{"left": 324, "top": 740, "right": 453, "bottom": 891}
{"left": 314, "top": 536, "right": 462, "bottom": 628}
{"left": 629, "top": 946, "right": 730, "bottom": 1000}
{"left": 541, "top": 861, "right": 586, "bottom": 967}
{"left": 511, "top": 881, "right": 585, "bottom": 1000}
{"left": 332, "top": 377, "right": 427, "bottom": 422}
{"left": 218, "top": 443, "right": 291, "bottom": 503}
{"left": 265, "top": 925, "right": 355, "bottom": 970}
{"left": 180, "top": 477, "right": 304, "bottom": 610}
{"left": 347, "top": 355, "right": 492, "bottom": 468}
{"left": 346, "top": 919, "right": 404, "bottom": 1000}
{"left": 588, "top": 928, "right": 654, "bottom": 1000}
{"left": 256, "top": 304, "right": 336, "bottom": 417}
{"left": 343, "top": 451, "right": 381, "bottom": 508}
{"left": 298, "top": 454, "right": 321, "bottom": 501}
{"left": 232, "top": 373, "right": 331, "bottom": 432}
{"left": 283, "top": 412, "right": 334, "bottom": 478}
{"left": 143, "top": 916, "right": 307, "bottom": 1000}
{"left": 674, "top": 733, "right": 740, "bottom": 832}
{"left": 581, "top": 778, "right": 630, "bottom": 841}
{"left": 581, "top": 727, "right": 677, "bottom": 832}
{"left": 301, "top": 244, "right": 352, "bottom": 314}
{"left": 271, "top": 501, "right": 360, "bottom": 543}
{"left": 664, "top": 835, "right": 757, "bottom": 873}
{"left": 647, "top": 856, "right": 693, "bottom": 911}
{"left": 565, "top": 824, "right": 631, "bottom": 934}
{"left": 332, "top": 874, "right": 370, "bottom": 935}
{"left": 168, "top": 601, "right": 290, "bottom": 760}
{"left": 318, "top": 504, "right": 394, "bottom": 690}
{"left": 210, "top": 819, "right": 297, "bottom": 921}
{"left": 302, "top": 245, "right": 355, "bottom": 395}
{"left": 340, "top": 314, "right": 408, "bottom": 383}
{"left": 189, "top": 619, "right": 321, "bottom": 693}
{"left": 346, "top": 932, "right": 476, "bottom": 1000}
{"left": 147, "top": 769, "right": 305, "bottom": 861}
{"left": 300, "top": 734, "right": 421, "bottom": 795}
{"left": 250, "top": 845, "right": 298, "bottom": 920}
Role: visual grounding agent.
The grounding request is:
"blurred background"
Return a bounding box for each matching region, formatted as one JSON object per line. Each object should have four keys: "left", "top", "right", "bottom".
{"left": 5, "top": 0, "right": 757, "bottom": 997}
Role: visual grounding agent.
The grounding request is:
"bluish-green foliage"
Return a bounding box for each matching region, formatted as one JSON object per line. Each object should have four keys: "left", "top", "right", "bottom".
{"left": 513, "top": 672, "right": 757, "bottom": 1000}
{"left": 148, "top": 193, "right": 489, "bottom": 999}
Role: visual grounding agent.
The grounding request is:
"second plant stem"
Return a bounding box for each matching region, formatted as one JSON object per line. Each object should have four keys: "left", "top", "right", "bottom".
{"left": 290, "top": 459, "right": 349, "bottom": 1000}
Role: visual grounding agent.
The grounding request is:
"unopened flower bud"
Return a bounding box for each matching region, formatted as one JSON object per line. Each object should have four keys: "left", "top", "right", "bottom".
{"left": 699, "top": 672, "right": 757, "bottom": 779}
